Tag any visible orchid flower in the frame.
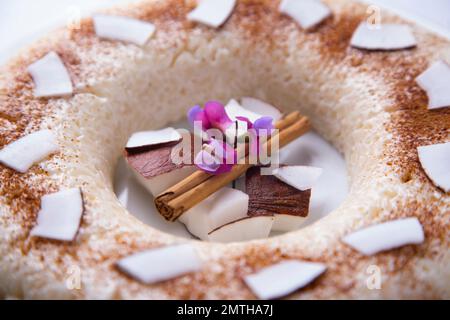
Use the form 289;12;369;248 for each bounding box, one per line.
195;139;236;175
188;101;274;174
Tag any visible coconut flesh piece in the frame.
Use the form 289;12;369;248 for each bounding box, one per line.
93;15;156;46
244;166;311;232
207;216;274;243
279;0;331;30
415;61;450;110
240;97;283;121
178;187;249;241
0;129;59;173
272;165;322;191
187;0;236;28
417;142;450;192
244;260;327;299
27;52;73;98
125;127;182;152
30;188;84;241
350;22;417;51
125;130;196;196
116;244;202;284
342;218;424;256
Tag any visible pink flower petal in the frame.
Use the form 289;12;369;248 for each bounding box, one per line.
204;101;233;132
188;105;210;131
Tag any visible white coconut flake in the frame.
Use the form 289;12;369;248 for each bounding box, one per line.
272;166;322;191
225;99;262;123
187;0;236;28
93;14;155;46
342;218;424;256
244;260;326;299
208;216;273;243
27;52;73;98
279;0;331;29
116;244;202;284
30;188;84;241
350;22;417;51
417;142;450;192
415;61;450;110
0;130;59;173
126;127;182;150
241;97;283;121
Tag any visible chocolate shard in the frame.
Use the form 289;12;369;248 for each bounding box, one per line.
245;166;311;218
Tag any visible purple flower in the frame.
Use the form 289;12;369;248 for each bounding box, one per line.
194;139;236;175
188;101;232;133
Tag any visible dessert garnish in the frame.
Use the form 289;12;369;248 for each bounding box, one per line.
178;187;249;241
30;188;84;241
116;244;202;284
155;111;310;221
272;165;322;191
240;97;283;122
350;23;417;51
279;0;331;30
93;15;156;46
187;0;236;28
207;216;274;243
244;260;327;300
0;129;59;173
417;142;450;192
27;52;73;98
342;218;424;256
245;166;311;232
415;60;450;110
125;127;182;153
125;132;196;196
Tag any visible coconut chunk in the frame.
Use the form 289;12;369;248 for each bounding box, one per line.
0;130;59;173
208;216;273;243
125;132;196;196
116;244;202;284
245;166;311;232
415;61;450;110
342;218;424;256
417;142;450;192
244;260;327;299
93;14;155;46
179;187;249;240
30;188;84;241
27;52;73;98
125;128;182;152
350;22;417;51
187;0;236;28
225;99;262;123
272;166;322;191
279;0;331;29
241;97;283;121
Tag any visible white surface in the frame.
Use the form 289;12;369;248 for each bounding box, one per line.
350;23;417;50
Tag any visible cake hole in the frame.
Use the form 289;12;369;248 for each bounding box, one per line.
113;119;348;241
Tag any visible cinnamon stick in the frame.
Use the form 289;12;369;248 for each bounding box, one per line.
155;113;310;221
